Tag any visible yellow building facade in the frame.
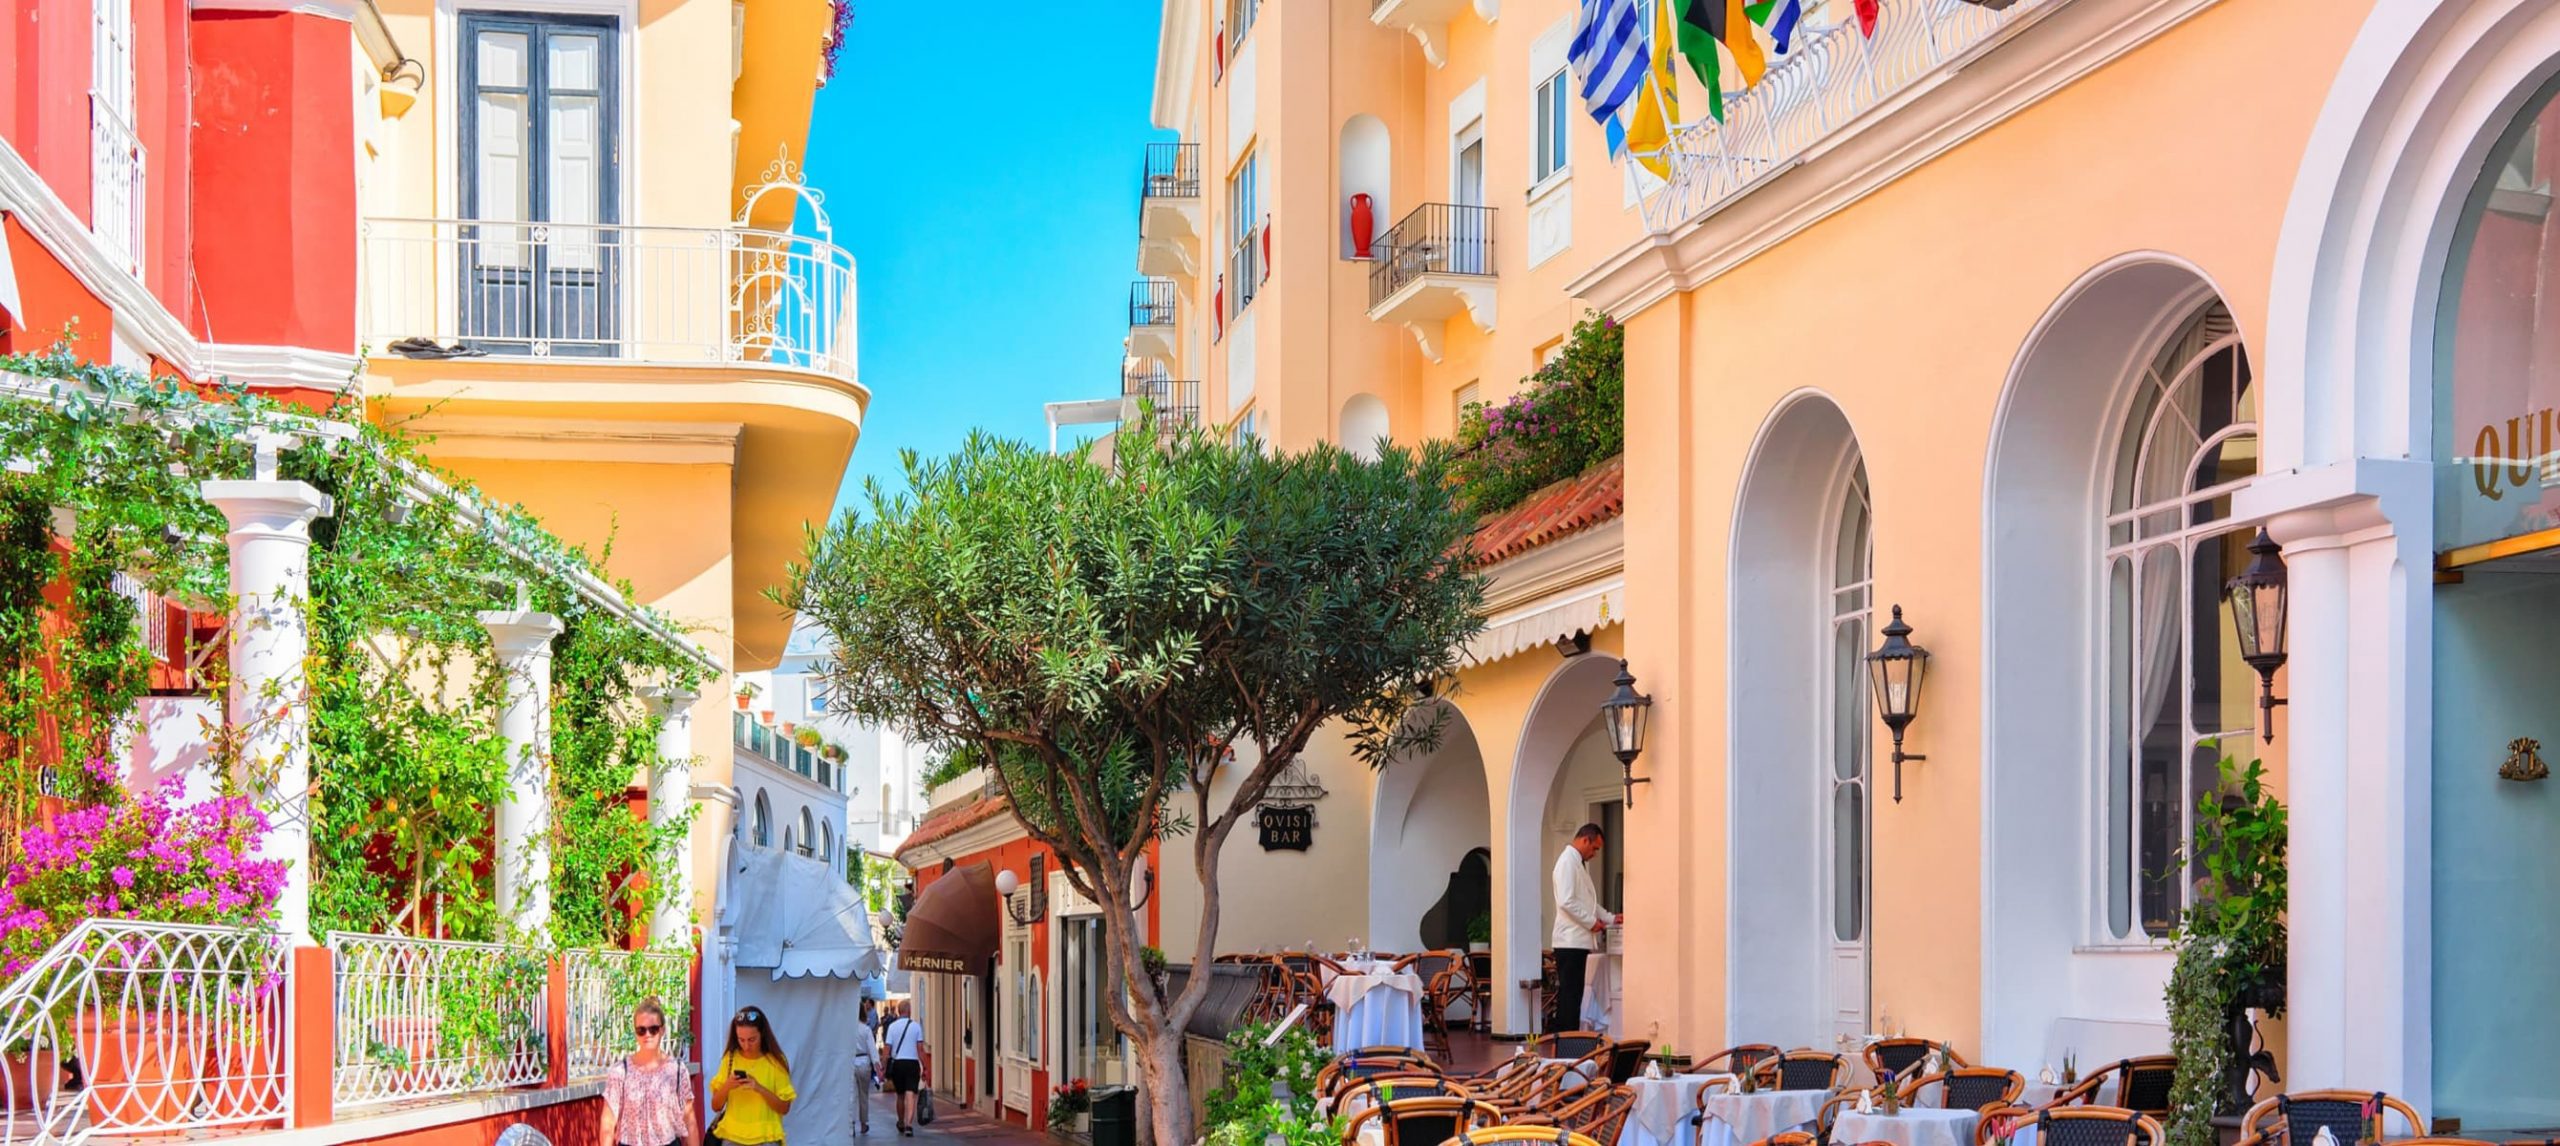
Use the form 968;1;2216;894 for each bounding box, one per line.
1138;0;2560;1124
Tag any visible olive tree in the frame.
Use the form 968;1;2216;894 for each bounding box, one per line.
783;427;1484;1146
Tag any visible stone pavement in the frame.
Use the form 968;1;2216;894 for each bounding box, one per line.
852;1090;1047;1146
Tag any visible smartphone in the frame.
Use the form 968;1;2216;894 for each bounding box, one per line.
732;1071;749;1081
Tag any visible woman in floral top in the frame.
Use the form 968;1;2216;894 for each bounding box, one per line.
602;998;699;1146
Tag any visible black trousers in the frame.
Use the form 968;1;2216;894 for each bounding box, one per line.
1550;946;1589;1033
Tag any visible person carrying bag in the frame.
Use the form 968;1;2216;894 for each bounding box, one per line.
881;1002;928;1136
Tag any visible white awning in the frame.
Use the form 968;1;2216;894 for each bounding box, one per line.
724;840;886;980
1464;578;1625;665
0;212;21;328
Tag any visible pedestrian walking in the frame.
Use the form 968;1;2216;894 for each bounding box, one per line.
1548;823;1618;1033
601;998;699;1146
710;1006;796;1146
850;1000;879;1135
882;1001;928;1137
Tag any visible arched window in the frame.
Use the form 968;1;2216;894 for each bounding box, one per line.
752;791;773;848
2101;302;2257;940
1827;463;1871;953
797;807;817;857
820;820;835;862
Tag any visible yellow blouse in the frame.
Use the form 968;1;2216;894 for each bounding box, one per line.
712;1051;796;1145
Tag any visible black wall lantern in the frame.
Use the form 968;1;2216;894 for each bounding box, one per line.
1865;605;1931;803
2225;527;2290;742
1600;660;1654;807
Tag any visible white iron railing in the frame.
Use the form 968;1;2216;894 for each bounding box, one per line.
1639;0;2054;234
328;932;549;1110
563;949;691;1080
87;94;146;276
0;920;290;1146
361;218;858;382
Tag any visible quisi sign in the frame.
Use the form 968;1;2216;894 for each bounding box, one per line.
2439;111;2560;554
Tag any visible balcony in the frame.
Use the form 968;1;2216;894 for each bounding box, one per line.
1639;0;2050;234
1122;370;1200;445
1129;279;1178;365
734;710;842;792
361;218;857;381
1369;0;1484;68
1139;143;1204;278
1366;203;1496;363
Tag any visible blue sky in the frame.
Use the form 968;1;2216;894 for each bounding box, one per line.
806;3;1171;518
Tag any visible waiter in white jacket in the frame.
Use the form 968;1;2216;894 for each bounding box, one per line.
1549;823;1617;1032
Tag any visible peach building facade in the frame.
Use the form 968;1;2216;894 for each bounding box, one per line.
1133;0;2560;1126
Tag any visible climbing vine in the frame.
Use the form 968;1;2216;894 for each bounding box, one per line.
0;345;707;949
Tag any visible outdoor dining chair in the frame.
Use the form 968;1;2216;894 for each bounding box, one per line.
1534;1031;1612;1060
2047;1057;2179;1117
1438;1124;1608;1146
1692;1044;1783;1077
2021;1106;2165;1146
1520;1082;1637;1145
2238;1091;2428;1146
1863;1039;1964;1084
1902;1067;2025;1112
1344;1096;1503;1146
1751;1050;1849;1092
1749;1133;1817;1146
1602;1040;1654;1085
1336;1074;1473;1119
2388;1139;2497;1146
1395;951;1474;1057
1319;1054;1442;1099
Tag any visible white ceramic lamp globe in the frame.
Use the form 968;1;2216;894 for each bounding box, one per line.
994;869;1020;897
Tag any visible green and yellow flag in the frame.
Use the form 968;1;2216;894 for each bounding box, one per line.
1674;0;1768;122
1623;0;1681;178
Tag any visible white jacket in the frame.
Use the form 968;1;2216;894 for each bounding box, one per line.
1550;846;1616;950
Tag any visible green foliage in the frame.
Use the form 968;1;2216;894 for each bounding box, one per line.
1204;1019;1329;1131
0;345;703;947
1466;912;1491;945
1206;1100;1345;1146
920;745;982;794
1450;312;1624;516
2162;754;2289;1146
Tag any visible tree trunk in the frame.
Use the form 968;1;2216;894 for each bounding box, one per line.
1132;1018;1192;1146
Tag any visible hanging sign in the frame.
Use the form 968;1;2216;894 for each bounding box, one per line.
1257;805;1314;851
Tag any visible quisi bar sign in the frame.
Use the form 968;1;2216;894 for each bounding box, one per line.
2465;409;2559;505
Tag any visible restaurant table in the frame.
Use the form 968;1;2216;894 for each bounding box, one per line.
1616;1073;1732;1146
1695;1088;1832;1146
1833;1107;1981;1146
1324;968;1427;1054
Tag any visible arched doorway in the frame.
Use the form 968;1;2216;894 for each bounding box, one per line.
1729;393;1871;1053
1500;653;1629;1034
1369;700;1491;952
1982;258;2247;1068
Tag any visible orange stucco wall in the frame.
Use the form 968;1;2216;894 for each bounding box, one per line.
189;8;357;353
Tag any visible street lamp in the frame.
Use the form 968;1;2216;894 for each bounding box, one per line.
1600;661;1654;807
993;863;1045;925
2225;527;2290;742
1131;853;1156;910
1865;605;1932;803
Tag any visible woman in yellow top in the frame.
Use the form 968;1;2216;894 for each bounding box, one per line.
709;1006;796;1146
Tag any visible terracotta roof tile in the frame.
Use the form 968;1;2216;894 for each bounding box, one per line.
892;794;1013;864
1467;455;1625;566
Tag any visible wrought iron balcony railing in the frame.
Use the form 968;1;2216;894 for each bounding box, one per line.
1131;279;1178;327
362;217;857;381
329;932;550;1110
1368;203;1495;308
1123;372;1201;442
1143;143;1202;201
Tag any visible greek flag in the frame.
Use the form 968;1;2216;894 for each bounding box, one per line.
1569;0;1649;158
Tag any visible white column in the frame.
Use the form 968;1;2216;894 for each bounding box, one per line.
481;609;564;934
202;479;333;946
640;685;700;945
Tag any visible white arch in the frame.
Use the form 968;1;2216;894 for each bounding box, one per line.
753;790;774;848
1367;699;1490;951
1341;115;1393;259
1341;393;1391;460
1978;255;2230;1069
1498;653;1627;1033
1726;390;1866;1049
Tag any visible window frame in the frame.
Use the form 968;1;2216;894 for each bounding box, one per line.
458;12;622;228
1533;66;1572;188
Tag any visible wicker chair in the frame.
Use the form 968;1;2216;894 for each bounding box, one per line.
2047;1057;2179;1117
1535;1031;1612;1061
2238;1091;2427;1146
1694;1044;1784;1077
1752;1133;1818;1146
2027;1106;2164;1146
1863;1039;1963;1084
2387;1140;2496;1146
1752;1050;1849;1092
1318;1055;1441;1099
1903;1068;2024;1113
1468;952;1495;1032
1601;1041;1653;1085
1337;1075;1474;1119
1395;951;1476;1056
1438;1126;1608;1146
1344;1097;1503;1146
1519;1084;1637;1144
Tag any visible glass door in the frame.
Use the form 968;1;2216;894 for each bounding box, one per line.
1061;916;1125;1086
1826;463;1874;1053
1453;130;1487;274
459;14;618;354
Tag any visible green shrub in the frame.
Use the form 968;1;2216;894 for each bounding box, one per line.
1451;312;1624;517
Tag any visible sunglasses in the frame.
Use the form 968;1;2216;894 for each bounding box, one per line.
735;1010;763;1022
636;1024;664;1036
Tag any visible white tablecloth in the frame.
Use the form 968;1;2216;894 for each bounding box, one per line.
1834;1107;1980;1146
1327;971;1427;1054
1696;1089;1832;1146
1617;1074;1731;1146
1584;952;1621;1032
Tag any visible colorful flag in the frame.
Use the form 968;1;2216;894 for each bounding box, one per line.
1854;0;1880;36
1569;0;1650;156
1675;0;1767;122
1622;0;1681;179
1745;0;1804;54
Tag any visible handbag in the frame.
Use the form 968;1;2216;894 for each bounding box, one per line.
917;1086;936;1126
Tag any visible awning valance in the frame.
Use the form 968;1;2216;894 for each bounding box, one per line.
1464;579;1625;665
898;861;1000;976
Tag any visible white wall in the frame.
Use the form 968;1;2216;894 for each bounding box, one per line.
1369;718;1491;952
1156;729;1381;961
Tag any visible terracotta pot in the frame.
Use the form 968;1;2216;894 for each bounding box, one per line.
77;1011;198;1131
204;1002;285;1128
4;1046;65;1111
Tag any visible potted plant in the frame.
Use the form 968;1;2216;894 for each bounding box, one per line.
821;742;848;763
734;680;761;710
4;1035;63;1112
1048;1078;1093;1134
794;727;823;749
2163;755;2289;1146
1644;1043;1692;1072
1466;912;1491;954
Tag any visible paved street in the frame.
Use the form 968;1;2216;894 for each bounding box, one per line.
852;1093;1046;1146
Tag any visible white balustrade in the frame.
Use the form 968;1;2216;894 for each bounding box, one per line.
562;949;692;1080
1640;0;2054;234
327;932;550;1109
0;920;291;1146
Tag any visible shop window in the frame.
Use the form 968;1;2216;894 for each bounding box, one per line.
2099;302;2258;940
